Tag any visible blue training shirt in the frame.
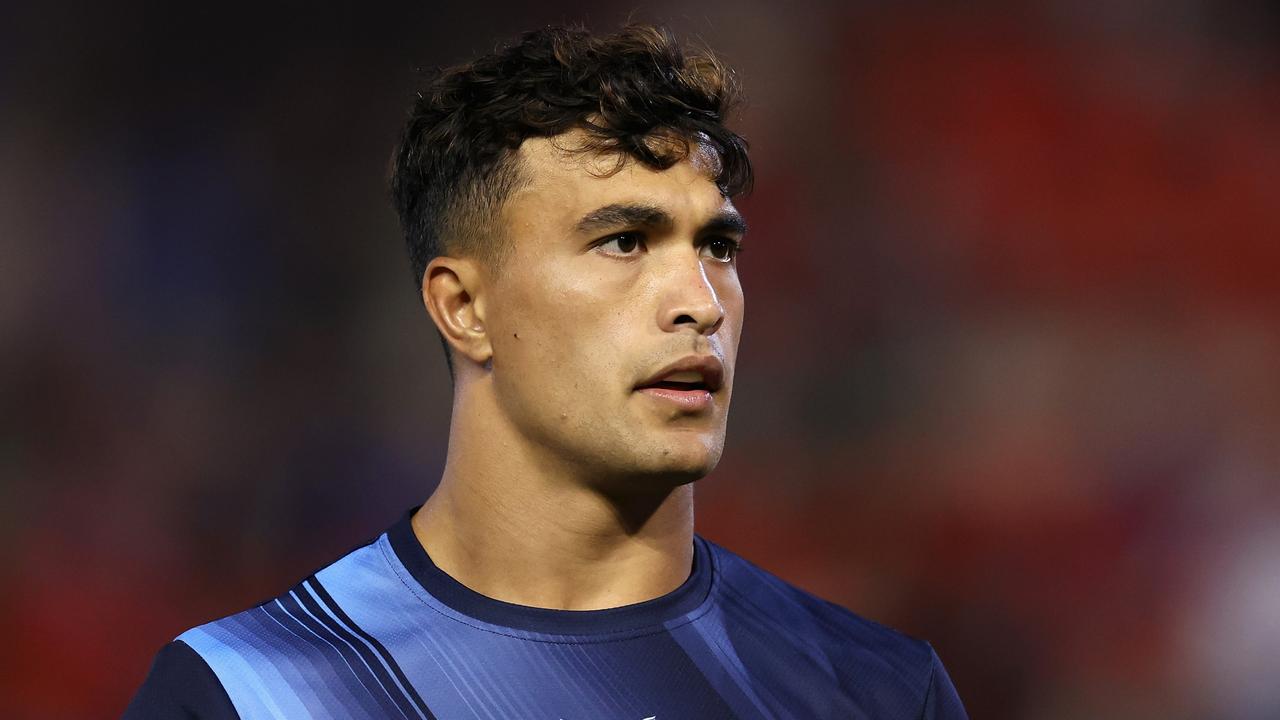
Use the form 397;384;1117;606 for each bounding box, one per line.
125;509;968;719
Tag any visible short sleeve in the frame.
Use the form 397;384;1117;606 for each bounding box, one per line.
122;640;239;720
919;645;969;720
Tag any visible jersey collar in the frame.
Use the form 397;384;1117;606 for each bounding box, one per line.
386;506;714;636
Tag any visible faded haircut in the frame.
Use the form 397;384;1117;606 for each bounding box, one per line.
389;23;752;373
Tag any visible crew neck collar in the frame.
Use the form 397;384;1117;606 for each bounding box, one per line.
385;507;714;636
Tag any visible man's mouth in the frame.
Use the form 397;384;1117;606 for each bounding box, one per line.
636;383;714;411
643;376;711;392
634;357;724;411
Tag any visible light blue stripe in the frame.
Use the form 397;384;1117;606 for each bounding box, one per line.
302;579;428;720
675;609;774;718
232;609;342;716
288;588;412;720
255;603;370;718
568;642;624;715
275;597;395;718
179;625;304;720
402;605;501;719
209;615;327;719
319;537;488;717
554;641;629;716
507;626;587;718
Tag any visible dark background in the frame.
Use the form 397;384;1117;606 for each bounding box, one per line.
4;1;1280;717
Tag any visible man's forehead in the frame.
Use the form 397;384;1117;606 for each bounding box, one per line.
512;133;731;221
521;128;722;181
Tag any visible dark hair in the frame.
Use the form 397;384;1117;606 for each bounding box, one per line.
390;24;752;373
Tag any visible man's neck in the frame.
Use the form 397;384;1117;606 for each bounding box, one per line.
410;385;696;611
412;474;694;611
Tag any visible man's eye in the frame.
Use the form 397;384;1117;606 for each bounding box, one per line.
702;237;742;262
599;233;644;255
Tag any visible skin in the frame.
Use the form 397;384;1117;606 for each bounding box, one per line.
414;132;747;610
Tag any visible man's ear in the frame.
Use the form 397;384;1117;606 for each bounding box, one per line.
421;256;492;366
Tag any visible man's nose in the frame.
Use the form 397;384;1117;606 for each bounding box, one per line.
657;251;724;336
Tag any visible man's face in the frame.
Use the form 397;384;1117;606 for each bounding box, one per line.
481;134;745;491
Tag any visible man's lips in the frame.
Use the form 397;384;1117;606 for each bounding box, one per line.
634;355;724;412
636;384;715;411
634;355;725;393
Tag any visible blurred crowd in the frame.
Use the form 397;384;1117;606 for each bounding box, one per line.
3;2;1278;718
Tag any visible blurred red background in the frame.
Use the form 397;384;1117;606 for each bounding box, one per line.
3;2;1279;718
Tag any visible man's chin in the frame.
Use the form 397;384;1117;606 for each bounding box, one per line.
584;442;721;493
632;441;724;485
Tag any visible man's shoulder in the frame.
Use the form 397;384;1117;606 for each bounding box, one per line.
176;531;398;670
178;531;390;657
702;537;937;681
700;538;967;718
136;531;416;718
126;525;440;719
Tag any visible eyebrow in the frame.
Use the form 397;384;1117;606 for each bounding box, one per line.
574;202;748;237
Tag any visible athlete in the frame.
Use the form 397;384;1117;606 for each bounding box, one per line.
125;24;967;719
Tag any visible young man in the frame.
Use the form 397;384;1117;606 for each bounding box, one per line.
126;24;967;719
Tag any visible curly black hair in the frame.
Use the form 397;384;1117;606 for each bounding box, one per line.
390;24;752;291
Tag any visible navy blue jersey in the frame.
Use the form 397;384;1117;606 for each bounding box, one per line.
125;509;967;719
